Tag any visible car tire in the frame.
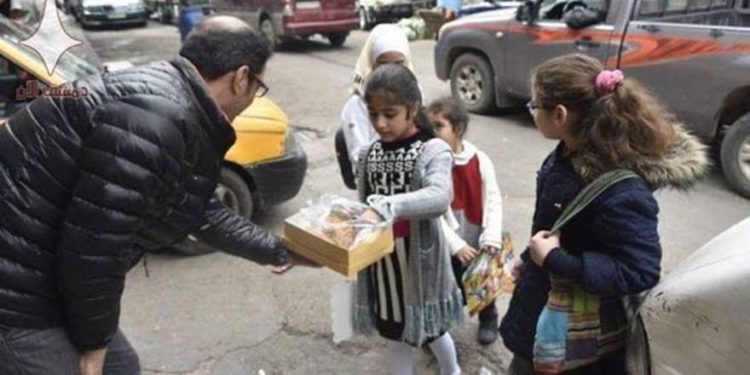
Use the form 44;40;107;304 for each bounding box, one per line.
216;167;255;219
260;17;277;50
328;32;348;47
167;168;255;257
358;7;372;30
159;3;173;23
720;112;750;199
450;53;496;114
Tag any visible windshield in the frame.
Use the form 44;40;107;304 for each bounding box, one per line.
0;17;99;82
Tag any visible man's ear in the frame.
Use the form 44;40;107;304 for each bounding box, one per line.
232;65;251;94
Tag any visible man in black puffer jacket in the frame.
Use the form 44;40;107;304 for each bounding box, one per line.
0;16;293;375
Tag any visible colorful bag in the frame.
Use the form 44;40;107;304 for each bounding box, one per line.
533;169;640;374
462;232;516;316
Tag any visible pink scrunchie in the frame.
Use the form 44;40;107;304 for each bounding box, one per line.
595;69;624;95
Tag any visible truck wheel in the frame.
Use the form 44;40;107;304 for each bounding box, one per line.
327;32;348;47
216;168;255;219
450;53;496;114
720;113;750;199
260;17;277;50
358;7;372;30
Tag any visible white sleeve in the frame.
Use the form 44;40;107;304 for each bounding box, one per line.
442;212;467;256
478;150;504;249
340;96;376;166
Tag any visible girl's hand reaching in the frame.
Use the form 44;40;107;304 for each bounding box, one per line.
457;246;480;265
529;231;560;267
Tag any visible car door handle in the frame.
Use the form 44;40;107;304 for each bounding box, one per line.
574;37;600;49
637;24;661;33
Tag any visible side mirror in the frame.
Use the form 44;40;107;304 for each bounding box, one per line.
515;0;538;25
563;6;604;29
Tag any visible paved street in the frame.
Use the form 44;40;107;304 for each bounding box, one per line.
70;17;750;375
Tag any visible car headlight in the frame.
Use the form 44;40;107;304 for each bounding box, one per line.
284;129;298;154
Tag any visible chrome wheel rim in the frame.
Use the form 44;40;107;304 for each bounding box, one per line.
456;65;484;105
359;9;367;29
739;133;750;181
215;184;240;213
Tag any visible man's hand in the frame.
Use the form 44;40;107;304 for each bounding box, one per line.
529;230;560;267
456;246;479;265
271;248;321;275
79;348;107;375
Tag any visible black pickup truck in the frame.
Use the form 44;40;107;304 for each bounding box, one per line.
435;0;750;198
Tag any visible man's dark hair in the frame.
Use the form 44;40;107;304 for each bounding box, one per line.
428;97;469;133
179;16;272;80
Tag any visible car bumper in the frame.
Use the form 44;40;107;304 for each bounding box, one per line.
81;12;147;25
283;17;359;35
247;131;307;206
371;4;413;20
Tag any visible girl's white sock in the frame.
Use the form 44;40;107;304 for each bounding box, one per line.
428;332;461;375
388;340;415;375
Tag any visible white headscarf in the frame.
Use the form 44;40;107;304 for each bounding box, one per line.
352;24;415;96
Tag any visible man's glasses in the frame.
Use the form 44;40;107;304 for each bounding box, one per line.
248;71;269;97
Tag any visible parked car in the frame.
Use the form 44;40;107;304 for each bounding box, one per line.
434;0;750;199
626;216;750;375
0;18;307;254
357;0;427;30
213;0;358;49
70;0;149;27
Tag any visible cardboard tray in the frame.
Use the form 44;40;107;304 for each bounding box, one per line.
283;220;394;278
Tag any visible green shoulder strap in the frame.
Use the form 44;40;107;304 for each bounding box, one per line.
550;169;640;233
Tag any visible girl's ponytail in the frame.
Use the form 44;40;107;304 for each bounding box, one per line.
533;54;677;170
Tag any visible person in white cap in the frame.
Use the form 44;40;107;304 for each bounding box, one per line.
338;24;416;181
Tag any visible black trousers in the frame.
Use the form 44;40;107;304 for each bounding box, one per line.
0;323;140;375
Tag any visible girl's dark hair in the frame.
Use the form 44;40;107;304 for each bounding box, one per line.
364;64;435;137
533;54;676;169
428;97;469;135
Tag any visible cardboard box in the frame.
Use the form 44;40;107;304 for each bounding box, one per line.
283;220;394;278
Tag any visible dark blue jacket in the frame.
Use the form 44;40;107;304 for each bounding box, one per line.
500;144;663;367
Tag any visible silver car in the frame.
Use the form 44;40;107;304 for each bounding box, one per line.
627;217;750;375
73;0;148;28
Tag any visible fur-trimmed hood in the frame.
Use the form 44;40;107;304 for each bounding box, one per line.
571;126;710;190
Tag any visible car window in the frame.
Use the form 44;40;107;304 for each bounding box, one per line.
710;0;729;8
639;0;663;16
540;0;609;21
0;18;98;82
688;0;711;11
665;0;689;13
